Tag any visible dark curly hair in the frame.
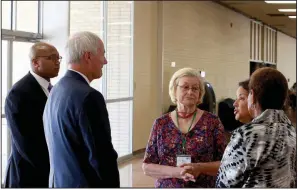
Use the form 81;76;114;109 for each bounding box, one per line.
238;79;249;92
249;67;288;111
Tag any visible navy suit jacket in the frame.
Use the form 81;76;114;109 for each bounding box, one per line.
43;70;120;188
4;72;50;187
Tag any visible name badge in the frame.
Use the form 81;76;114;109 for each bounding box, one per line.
176;154;191;166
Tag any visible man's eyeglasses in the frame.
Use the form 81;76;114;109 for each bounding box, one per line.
177;85;200;92
36;55;62;62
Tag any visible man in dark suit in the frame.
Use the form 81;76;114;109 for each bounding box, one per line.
4;42;61;187
43;31;120;188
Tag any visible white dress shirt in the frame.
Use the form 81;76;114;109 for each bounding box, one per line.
30;71;51;97
68;69;90;84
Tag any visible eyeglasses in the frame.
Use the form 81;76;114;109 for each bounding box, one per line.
36;55;62;62
177;85;200;92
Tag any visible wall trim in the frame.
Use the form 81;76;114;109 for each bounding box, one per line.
133;148;145;155
117;148;145;165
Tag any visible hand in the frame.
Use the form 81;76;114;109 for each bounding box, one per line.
179;163;202;182
172;167;195;182
180;168;196;182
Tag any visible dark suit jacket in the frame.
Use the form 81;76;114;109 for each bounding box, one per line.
4;72;50;187
43;70;120;188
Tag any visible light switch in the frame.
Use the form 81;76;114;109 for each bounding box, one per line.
171;62;176;67
200;71;206;77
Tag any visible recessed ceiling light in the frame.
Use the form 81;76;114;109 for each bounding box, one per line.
265;1;296;4
289;15;297;18
278;9;296;12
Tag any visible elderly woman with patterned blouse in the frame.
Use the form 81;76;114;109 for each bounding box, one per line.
142;68;227;188
216;67;297;188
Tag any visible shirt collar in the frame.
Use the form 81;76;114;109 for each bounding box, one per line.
68;69;90;84
252;109;291;125
30;71;50;90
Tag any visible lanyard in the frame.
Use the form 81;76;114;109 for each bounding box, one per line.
176;110;197;154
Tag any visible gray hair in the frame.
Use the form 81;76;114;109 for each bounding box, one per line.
169;67;205;104
65;31;102;64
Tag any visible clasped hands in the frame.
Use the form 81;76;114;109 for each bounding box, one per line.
178;163;201;182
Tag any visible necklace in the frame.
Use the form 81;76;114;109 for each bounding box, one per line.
176;109;197;119
176;110;197;154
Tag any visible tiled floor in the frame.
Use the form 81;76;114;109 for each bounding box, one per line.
118;154;155;188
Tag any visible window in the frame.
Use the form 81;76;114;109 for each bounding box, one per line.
69;1;134;157
69;1;104;92
2;1;11;30
107;101;133;157
119;163;132;187
106;1;134;156
2;1;39;32
1;41;8;114
106;1;133;100
1;118;8;184
1;1;42;185
15;1;39;33
69;1;103;36
12;42;34;84
1;40;8;184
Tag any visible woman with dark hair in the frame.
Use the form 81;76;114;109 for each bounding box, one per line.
233;79;252;124
283;89;296;127
291;82;296;94
219;79;253;142
216;68;296;188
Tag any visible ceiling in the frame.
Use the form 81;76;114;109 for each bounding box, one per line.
216;0;296;38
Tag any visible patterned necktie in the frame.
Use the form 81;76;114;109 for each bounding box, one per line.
48;83;53;92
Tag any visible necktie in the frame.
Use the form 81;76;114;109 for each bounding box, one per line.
48;83;53;92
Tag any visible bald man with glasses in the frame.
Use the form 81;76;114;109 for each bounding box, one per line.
4;42;60;187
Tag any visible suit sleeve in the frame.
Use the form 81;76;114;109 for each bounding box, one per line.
4;90;36;167
78;91;120;187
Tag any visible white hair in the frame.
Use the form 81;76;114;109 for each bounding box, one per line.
65;31;102;64
169;67;205;104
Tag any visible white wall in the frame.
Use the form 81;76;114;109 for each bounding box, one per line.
277;31;296;88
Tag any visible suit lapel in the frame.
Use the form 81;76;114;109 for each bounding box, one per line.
26;72;48;102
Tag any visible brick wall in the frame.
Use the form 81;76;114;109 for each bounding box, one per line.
161;1;251;112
